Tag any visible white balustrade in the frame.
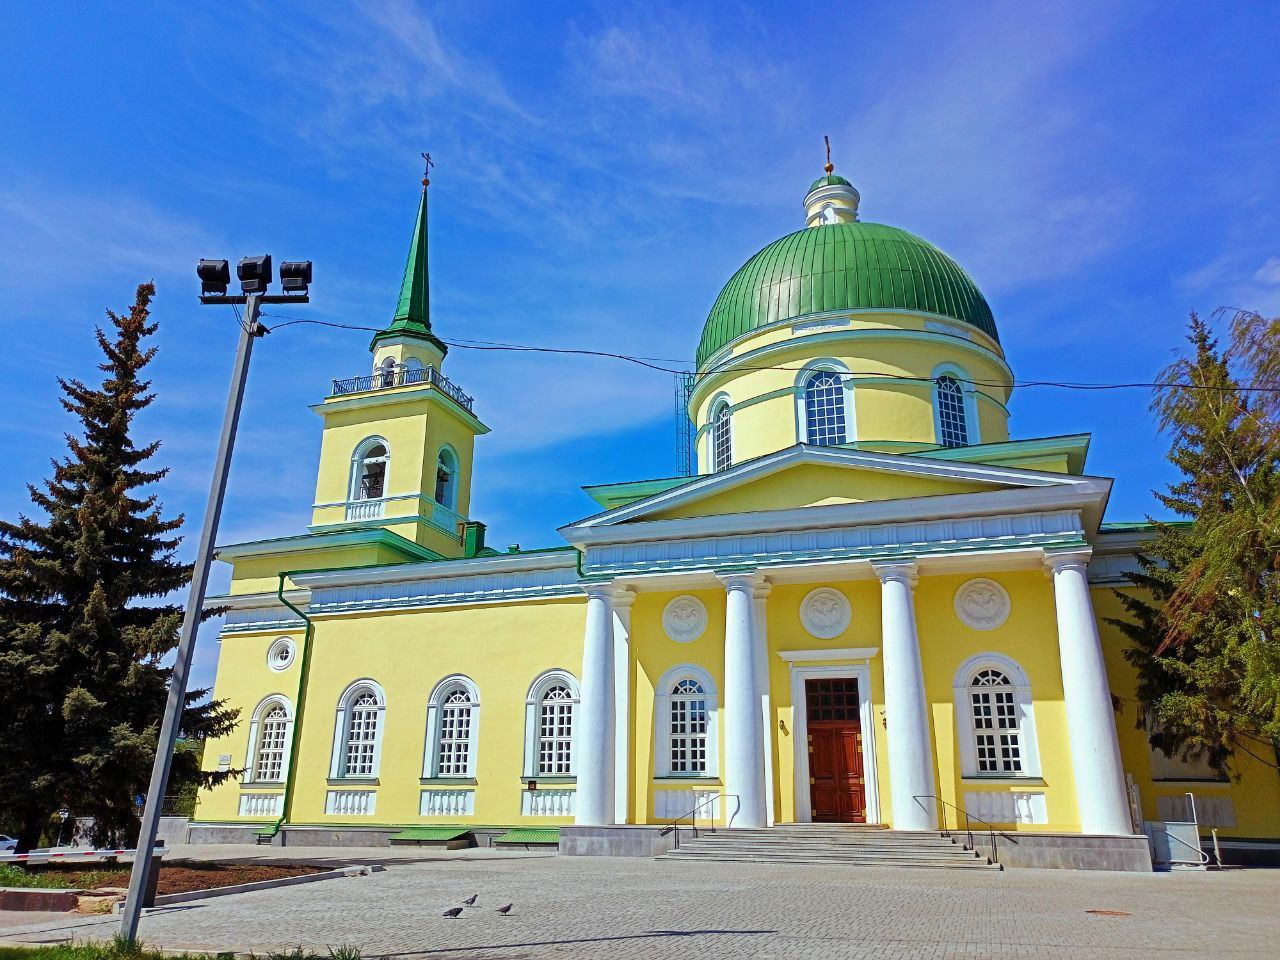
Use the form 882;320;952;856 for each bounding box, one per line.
345;498;385;521
238;793;283;817
325;789;377;815
419;789;475;816
521;789;576;817
654;789;720;822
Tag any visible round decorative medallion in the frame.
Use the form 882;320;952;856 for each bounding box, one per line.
662;595;707;643
267;637;297;672
799;587;852;639
954;578;1011;631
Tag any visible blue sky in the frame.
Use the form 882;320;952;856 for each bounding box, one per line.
2;1;1278;691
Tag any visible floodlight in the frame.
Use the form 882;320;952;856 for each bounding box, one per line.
279;260;312;295
197;259;230;296
237;254;273;294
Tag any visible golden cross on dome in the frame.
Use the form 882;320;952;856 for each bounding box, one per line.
823;135;834;175
421;151;435;189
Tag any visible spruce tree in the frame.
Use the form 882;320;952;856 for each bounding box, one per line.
0;283;237;848
1113;312;1280;773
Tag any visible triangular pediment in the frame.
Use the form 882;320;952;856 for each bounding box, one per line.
564;445;1100;534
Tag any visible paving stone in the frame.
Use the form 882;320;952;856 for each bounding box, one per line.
0;847;1275;959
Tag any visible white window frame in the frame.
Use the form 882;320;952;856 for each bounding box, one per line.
423;674;480;779
931;363;980;448
654;664;719;778
329;679;387;780
243;695;293;784
709;396;733;473
794;359;855;447
349;436;390;502
434;445;459;511
952;654;1040;779
522;669;580;778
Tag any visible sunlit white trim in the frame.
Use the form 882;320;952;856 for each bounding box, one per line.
243;694;294;785
423;674;480;779
523;669;581;778
329;679;387;780
794;358;855;446
952;653;1041;778
788;662;880;824
654;664;720;778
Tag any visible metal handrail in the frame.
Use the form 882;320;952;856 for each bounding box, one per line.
658;793;738;849
330;364;474;412
1163;828;1212;866
913;794;1019;866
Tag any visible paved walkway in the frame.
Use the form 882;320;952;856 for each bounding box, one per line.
1;847;1276;959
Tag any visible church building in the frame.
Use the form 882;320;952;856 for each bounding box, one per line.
193;159;1280;869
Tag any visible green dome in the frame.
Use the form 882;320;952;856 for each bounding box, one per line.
807;174;853;192
697;221;997;369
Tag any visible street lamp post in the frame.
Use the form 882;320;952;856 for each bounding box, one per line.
120;256;310;943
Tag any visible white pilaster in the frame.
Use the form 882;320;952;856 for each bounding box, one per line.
752;581;776;826
719;571;768;828
874;561;937;830
612;588;636;825
1045;550;1132;835
575;581;616;825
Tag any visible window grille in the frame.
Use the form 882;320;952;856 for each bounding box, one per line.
669;679;709;774
254;705;289;781
935;375;969;447
356;443;388;500
804;370;847;445
712;404;732;473
436;688;473;776
537;684;575;775
343;691;381;777
970;669;1021;774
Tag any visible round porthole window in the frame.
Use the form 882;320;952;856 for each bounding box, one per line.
267;637;297;672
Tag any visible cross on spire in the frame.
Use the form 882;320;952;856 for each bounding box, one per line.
421;151;434;190
823;135;834;175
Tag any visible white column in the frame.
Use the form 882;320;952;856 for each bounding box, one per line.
874;561;937;830
1046;550;1132;835
612;588;635;825
752;582;776;827
720;571;768;828
575;582;616;825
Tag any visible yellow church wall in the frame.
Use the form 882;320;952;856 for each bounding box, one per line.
647;463;999;520
225;544;413;596
1093;586;1280;841
916;570;1082;832
691;325;1012;472
628;589;729;825
193;627;306;823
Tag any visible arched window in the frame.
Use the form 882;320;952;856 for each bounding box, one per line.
378;356;397;388
711;401;732;473
434;447;458;510
330;681;386;779
523;670;580;777
655;666;719;777
351;438;389;501
952;655;1040;778
403;356;425;385
244;696;293;784
424;676;479;778
803;369;847;445
934;375;969;447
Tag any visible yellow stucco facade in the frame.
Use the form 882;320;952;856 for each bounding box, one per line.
194;170;1280;866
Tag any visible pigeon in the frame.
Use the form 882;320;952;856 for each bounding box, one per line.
496;904;513;915
443;907;464;919
462;894;479;906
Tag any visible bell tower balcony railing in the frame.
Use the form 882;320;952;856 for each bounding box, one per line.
330;364;474;414
338;494;465;540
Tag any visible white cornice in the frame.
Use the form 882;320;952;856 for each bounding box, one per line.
289;548;577;590
777;647;879;662
203;589;310;613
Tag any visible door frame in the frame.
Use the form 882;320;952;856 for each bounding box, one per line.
789;661;881;824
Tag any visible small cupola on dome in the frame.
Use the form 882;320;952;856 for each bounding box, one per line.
804;136;860;226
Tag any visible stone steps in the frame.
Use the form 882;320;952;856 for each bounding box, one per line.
657;824;1001;870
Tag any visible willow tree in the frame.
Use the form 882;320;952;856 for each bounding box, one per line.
1113;311;1280;773
0;283;237;848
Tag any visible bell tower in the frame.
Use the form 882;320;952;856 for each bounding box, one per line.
308;159;490;558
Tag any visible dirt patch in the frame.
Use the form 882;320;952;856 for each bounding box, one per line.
20;861;325;895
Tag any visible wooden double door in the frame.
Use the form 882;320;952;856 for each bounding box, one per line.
806;677;866;823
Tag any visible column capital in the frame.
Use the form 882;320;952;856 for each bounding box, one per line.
1043;548;1093;577
872;560;918;587
610;586;638;609
752;580;772;601
581;579;617;601
716;569;765;593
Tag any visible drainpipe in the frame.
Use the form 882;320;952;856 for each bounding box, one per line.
269;570;315;842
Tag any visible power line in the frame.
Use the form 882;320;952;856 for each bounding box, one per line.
254;311;1280;395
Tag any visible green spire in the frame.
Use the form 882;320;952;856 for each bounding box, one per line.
370;182;447;354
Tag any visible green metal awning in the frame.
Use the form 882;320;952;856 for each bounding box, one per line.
389;827;470;842
493;827;560;845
